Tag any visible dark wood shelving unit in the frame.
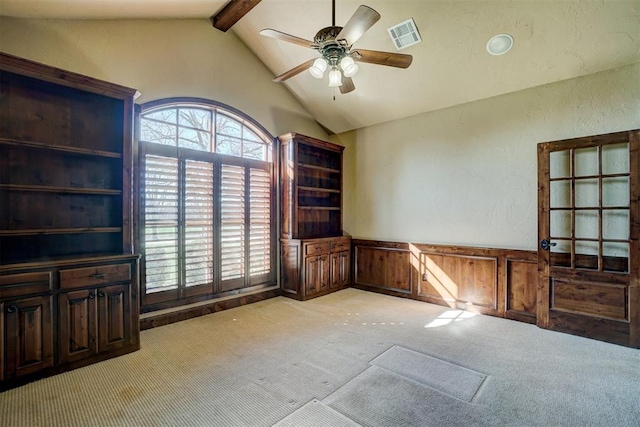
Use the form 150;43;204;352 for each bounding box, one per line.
279;133;350;301
0;52;140;390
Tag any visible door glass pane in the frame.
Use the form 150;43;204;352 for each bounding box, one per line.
550;240;571;268
603;242;629;273
575;178;598;208
575;210;598;239
602;210;629;240
550;210;571;238
602;177;629;207
574;147;598;177
550;181;571;208
601;142;629;175
550;150;571;179
575;240;598;270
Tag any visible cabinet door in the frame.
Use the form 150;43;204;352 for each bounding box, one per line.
58;289;98;364
331;251;351;288
318;255;330;292
4;296;54;378
304;255;330;295
98;284;131;353
305;256;321;295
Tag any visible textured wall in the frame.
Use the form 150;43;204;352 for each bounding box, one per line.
0;17;328;140
334;63;640;250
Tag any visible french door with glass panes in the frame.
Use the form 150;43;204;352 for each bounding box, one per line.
537;130;639;348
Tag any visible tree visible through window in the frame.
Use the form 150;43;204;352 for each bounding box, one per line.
139;100;274;308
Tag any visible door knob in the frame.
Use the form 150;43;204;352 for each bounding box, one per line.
540;239;557;251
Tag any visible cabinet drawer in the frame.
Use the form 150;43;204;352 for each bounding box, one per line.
330;240;350;253
304;243;330;256
0;272;52;299
59;264;131;289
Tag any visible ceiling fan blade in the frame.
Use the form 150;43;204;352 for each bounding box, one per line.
352;49;413;68
340;76;355;94
260;28;317;49
335;5;381;46
272;59;316;83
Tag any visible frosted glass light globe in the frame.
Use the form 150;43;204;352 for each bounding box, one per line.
309;57;328;78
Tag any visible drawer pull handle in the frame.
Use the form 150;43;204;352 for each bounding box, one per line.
90;273;106;279
98;291;106;298
315;247;322;251
88;292;96;299
7;305;18;313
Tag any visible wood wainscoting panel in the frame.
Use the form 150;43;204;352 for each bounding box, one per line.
352;239;537;321
353;242;413;295
505;256;538;324
418;253;498;313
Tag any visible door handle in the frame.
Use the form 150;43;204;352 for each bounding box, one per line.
540;239;557;251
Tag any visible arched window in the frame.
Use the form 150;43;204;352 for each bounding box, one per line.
138;98;275;309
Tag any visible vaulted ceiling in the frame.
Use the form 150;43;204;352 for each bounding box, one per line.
1;0;638;134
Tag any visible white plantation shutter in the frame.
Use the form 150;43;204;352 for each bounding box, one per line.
139;101;275;307
220;164;245;285
184;160;214;287
249;167;271;281
143;155;179;292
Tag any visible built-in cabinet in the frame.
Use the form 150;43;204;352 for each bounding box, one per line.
0;52;140;390
1;292;54;381
279;133;350;300
282;236;351;300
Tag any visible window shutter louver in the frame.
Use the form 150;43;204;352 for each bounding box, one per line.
184;160;214;287
220;164;245;284
249;167;272;282
143;155;179;292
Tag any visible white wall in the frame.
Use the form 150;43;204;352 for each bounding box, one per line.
334;63;640;250
0;17;328;140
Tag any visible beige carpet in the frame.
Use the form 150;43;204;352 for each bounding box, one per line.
1;288;639;426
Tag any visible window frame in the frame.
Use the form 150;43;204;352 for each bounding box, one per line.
135;98;277;312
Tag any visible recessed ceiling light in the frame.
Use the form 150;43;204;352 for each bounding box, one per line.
486;34;513;56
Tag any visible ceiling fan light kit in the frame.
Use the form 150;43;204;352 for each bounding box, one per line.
339;56;359;77
309;57;328;78
328;69;343;87
260;1;413;94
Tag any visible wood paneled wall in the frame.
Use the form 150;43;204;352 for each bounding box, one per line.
352;240;537;323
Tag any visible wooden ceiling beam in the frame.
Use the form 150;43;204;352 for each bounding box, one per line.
210;0;262;32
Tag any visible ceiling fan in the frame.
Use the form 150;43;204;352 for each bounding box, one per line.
260;0;413;94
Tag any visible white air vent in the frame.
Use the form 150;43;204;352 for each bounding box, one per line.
387;18;422;51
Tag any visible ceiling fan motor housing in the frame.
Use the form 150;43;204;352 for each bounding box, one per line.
314;26;349;64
